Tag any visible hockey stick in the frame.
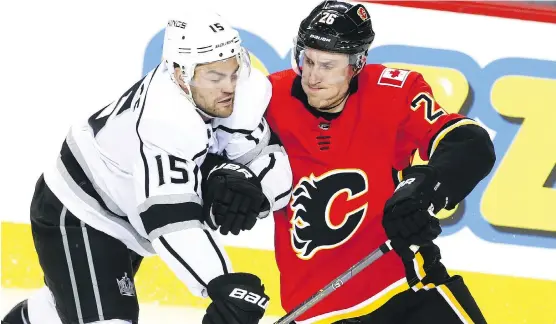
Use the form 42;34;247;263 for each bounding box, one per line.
274;240;418;324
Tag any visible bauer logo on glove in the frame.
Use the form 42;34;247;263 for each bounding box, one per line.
203;273;269;324
229;288;269;310
209;162;254;179
202;160;269;235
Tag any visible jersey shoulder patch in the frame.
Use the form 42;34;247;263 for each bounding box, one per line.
377;67;412;88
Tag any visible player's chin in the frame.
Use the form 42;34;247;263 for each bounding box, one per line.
214;102;234;118
308;97;334;110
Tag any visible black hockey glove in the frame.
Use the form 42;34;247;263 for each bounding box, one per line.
203;160;269;235
382;165;446;261
203;273;269;324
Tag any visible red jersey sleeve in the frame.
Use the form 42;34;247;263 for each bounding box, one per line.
396;73;466;162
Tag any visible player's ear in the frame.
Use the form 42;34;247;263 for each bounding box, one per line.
173;65;183;83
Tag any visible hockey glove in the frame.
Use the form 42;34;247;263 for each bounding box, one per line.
382;165;446;261
203;273;269;324
203;160;269;235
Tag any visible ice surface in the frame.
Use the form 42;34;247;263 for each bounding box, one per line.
0;288;282;324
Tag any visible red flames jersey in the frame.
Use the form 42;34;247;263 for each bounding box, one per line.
266;65;464;322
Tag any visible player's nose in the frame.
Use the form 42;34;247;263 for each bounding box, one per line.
307;70;323;86
221;78;236;94
309;69;322;85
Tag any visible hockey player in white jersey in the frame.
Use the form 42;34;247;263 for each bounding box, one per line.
2;9;292;324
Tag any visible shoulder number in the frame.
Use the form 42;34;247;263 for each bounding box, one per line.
410;92;446;124
154;154;190;186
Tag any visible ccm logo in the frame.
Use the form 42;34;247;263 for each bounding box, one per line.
395;177;415;191
229;288;269;309
211;163;253;179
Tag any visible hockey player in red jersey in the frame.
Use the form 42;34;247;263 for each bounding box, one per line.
265;1;494;323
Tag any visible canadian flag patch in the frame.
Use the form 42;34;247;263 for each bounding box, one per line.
378;68;411;88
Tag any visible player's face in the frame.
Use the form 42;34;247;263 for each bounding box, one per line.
300;48;354;111
189;58;240;118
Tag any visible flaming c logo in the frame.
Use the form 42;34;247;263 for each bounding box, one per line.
290;169;369;260
357;7;369;21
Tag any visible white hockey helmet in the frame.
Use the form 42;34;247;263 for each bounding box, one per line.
162;10;250;112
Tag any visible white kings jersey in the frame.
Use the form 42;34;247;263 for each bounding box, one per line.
42;63;292;298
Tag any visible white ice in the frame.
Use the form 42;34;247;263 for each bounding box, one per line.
0;288;282;324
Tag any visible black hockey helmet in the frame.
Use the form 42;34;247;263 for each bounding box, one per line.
293;0;375;71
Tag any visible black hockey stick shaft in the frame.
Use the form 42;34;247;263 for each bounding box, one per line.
273;241;394;324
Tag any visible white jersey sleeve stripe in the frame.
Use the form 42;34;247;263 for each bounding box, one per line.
60;139;124;217
233;127;271;165
276;187;292;201
258;142;287;157
193;164;199;193
246;147;293;213
256;153;276;181
65;132;126;216
139;200;203;240
158;235;208;287
213;124;255;135
137;193;202;214
134;65;160;198
202;230;230;275
53;156;155;253
153;229;233;297
192;145;209;162
148;220;204;242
